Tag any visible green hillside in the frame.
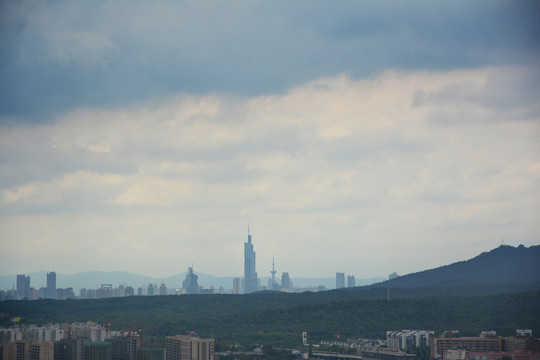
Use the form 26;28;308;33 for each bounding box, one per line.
1;288;539;348
371;245;540;288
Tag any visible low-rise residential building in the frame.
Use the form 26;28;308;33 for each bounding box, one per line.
386;330;434;351
465;351;540;360
359;346;417;360
165;335;214;360
431;337;502;359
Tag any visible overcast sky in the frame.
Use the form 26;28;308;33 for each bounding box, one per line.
1;1;539;281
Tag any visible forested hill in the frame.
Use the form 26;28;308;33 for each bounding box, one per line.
1;290;539;347
371;244;540;288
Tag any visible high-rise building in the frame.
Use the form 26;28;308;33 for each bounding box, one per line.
84;342;111;360
232;278;241;295
159;282;167;296
16;275;30;300
16;339;38;360
147;284;154;296
1;342;16;360
183;267;199;294
243;228;258;294
165;335;214;360
46;272;56;299
137;348;164;360
29;342;54;360
336;272;345;289
281;272;291;292
110;336;139;360
54;339;83;360
347;275;356;288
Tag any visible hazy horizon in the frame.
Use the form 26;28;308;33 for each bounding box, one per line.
0;268;387;293
1;1;539;279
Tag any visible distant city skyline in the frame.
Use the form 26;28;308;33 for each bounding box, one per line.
1;268;387;297
1;2;539;280
3;242;538;299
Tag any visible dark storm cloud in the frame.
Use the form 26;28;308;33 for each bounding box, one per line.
1;0;539;123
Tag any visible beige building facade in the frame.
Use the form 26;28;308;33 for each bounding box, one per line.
165;335;214;360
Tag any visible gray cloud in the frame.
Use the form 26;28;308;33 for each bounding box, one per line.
1;1;539;122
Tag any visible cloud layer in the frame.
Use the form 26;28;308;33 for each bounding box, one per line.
1;1;539;121
1;66;539;278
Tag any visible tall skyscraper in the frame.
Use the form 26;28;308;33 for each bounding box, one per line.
16;275;30;300
243;228;258;294
46;272;56;299
347;275;356;288
336;272;345;289
183;267;199;294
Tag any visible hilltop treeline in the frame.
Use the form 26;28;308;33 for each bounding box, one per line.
1;286;540;347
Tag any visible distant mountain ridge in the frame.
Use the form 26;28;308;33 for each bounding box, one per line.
3;244;537;293
369;244;540;289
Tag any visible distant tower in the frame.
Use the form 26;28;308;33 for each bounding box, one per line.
183;266;199;294
243;227;258;293
269;256;279;291
47;272;56;299
336;272;345;289
347;275;356;288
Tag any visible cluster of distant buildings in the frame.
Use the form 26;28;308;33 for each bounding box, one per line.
0;268;231;301
3;229;390;301
335;272;357;288
237;229;364;294
0;322;214;360
2;322;539;360
429;329;540;360
314;329;540;360
0;273;62;301
79;267;227;299
233;228;298;294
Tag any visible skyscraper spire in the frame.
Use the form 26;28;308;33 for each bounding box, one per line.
244;227;258;293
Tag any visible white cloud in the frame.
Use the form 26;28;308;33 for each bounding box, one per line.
0;66;538;279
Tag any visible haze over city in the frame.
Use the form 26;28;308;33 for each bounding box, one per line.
1;1;539;280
